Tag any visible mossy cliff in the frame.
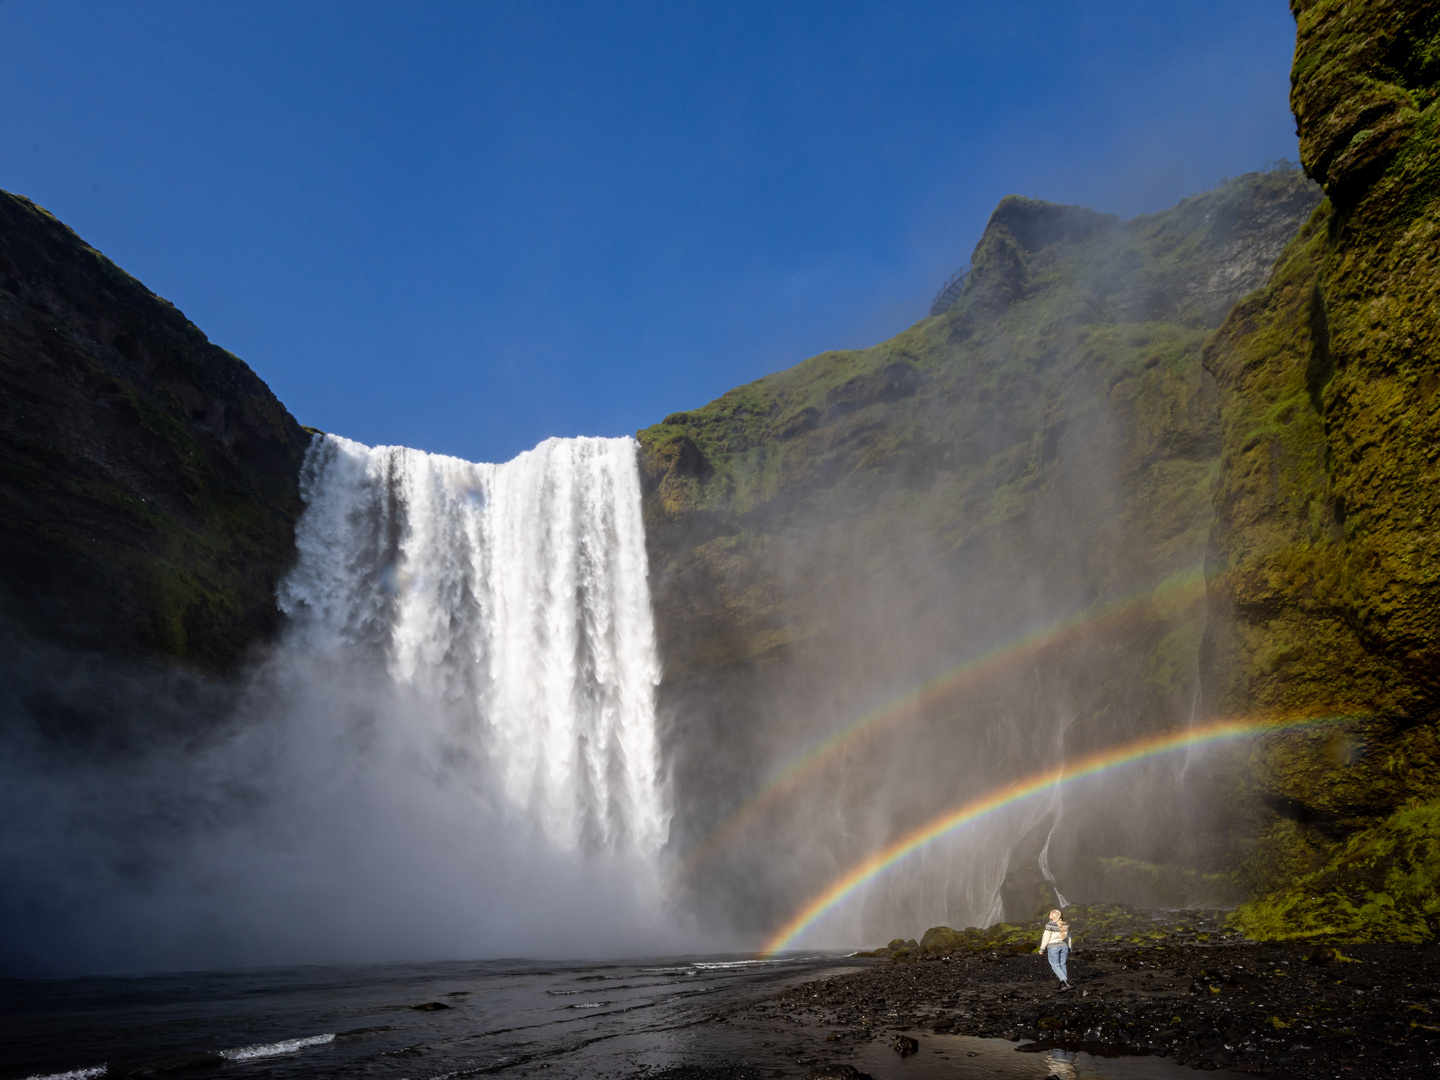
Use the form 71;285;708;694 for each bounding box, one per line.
1200;0;1440;939
639;169;1320;932
0;190;311;674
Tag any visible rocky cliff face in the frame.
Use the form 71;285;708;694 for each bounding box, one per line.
0;191;310;675
2;0;1428;947
1202;0;1440;939
640;169;1321;934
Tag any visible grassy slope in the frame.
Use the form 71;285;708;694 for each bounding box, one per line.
639;169;1321;925
642;172;1317;675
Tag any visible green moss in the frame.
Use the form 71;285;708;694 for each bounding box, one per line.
1232;798;1440;942
871;903;1243;960
643;176;1303;517
1198;2;1440;937
645;169;1323;925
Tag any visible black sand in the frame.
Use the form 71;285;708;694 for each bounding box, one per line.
717;942;1440;1078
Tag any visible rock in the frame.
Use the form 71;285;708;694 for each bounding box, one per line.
889;1034;918;1057
801;1067;873;1080
919;926;959;951
0;188;310;675
639;160;1320;932
1209;0;1440;941
410;1001;451;1011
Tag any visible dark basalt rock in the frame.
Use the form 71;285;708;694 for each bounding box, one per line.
636;1069;769;1080
759;938;1440;1079
1288;0;1437;208
887;1034;918;1056
0;189;311;676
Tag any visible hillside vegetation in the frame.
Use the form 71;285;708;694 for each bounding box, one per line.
1204;0;1440;940
634;0;1440;942
640;168;1322;935
0;0;1433;948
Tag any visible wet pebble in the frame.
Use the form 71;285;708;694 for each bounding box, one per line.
762;941;1440;1079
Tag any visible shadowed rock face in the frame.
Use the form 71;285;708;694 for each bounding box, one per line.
1202;1;1440;938
0;3;1427;950
639;169;1321;935
0;190;310;673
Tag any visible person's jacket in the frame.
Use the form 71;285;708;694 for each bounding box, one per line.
1038;921;1071;951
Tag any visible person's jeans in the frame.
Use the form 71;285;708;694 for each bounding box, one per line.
1046;944;1069;982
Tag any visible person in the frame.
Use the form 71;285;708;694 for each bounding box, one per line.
1037;908;1072;989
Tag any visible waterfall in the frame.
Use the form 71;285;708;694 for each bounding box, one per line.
278;433;667;858
0;432;681;973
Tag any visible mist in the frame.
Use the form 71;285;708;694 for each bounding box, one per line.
0;435;704;977
0;173;1319;976
651;173;1320;949
657;367;1211;945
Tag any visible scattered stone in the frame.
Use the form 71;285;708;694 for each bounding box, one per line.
632;1068;769;1080
888;1034;918;1056
763;937;1440;1079
801;1066;873;1080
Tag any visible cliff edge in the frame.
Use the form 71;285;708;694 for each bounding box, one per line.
0;191;311;673
640;168;1321;934
1201;0;1440;939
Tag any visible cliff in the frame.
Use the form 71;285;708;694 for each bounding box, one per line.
0;191;311;674
1202;0;1440;939
641;168;1322;933
1;0;1430;946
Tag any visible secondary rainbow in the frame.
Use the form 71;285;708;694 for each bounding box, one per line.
760;712;1354;955
668;567;1207;884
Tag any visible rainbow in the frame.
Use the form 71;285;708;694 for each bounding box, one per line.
667;567;1206;884
760;712;1355;955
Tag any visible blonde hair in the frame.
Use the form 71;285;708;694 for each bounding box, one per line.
1048;909;1062;921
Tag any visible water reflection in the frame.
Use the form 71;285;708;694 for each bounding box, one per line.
848;1035;1187;1080
0;956;1193;1080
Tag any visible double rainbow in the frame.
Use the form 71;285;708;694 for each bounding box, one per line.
668;567;1207;884
760;712;1354;955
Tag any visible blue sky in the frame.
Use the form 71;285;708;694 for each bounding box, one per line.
0;1;1300;464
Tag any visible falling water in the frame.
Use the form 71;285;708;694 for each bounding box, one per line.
1037;822;1070;909
0;432;681;973
278;433;668;858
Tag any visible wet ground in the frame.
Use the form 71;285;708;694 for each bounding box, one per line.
0;951;1193;1080
755;940;1440;1078
4;943;1435;1079
0;955;857;1080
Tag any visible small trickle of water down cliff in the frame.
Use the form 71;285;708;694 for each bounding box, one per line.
280;434;668;857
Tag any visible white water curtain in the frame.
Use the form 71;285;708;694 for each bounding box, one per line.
279;434;667;857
